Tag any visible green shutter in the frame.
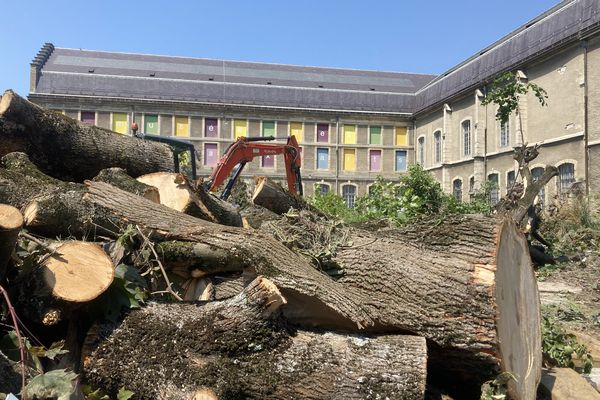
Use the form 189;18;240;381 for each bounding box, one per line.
262;121;275;136
144;115;159;134
370;126;381;144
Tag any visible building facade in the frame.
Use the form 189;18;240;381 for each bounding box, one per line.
27;0;600;206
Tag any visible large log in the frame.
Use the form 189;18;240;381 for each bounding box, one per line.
0;204;23;279
0;90;175;181
252;176;321;215
83;277;428;400
92;168;160;203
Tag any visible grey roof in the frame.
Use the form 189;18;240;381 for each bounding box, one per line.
414;0;600;113
33;47;434;114
31;0;600;115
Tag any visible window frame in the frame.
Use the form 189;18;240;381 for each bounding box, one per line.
487;172;500;206
395;150;407;172
315;147;330;170
461;119;472;157
417;136;425;165
500;120;510;148
203;142;219;167
452;178;463;202
341;183;358;209
368;149;383;172
433;130;442;164
143;113;160;135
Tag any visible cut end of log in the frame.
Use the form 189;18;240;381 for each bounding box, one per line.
495;219;542;400
22;201;39;226
0;90;14;115
192;388;218;400
245;276;287;316
0;204;23;230
42;241;115;302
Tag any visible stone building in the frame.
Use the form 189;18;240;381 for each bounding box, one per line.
27;0;600;206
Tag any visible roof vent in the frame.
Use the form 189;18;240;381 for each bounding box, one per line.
370;88;375;91
208;77;214;81
88;69;95;73
318;85;324;88
149;72;155;77
267;81;272;85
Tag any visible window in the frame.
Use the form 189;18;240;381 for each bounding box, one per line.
80;111;95;125
369;126;382;145
262;154;275;168
290;122;303;142
316;148;329;170
343;149;356;171
175;116;189;137
462;120;471;157
342;185;357;208
418;137;425;165
315;183;330;195
369;150;382;171
558;163;575;195
234;119;247;139
204;143;218;167
395;150;407;172
488;174;499;205
434;131;442;164
262;121;275;137
500;121;510;148
205;118;218;138
395;127;407;146
112;113;128;135
469;176;475;193
317;123;329;143
531;167;546;208
453;179;463;202
507;170;516;190
343;125;356;144
144;114;159;134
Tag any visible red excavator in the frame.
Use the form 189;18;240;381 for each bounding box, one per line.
204;135;303;199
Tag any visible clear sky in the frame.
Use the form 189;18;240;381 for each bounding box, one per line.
1;0;561;96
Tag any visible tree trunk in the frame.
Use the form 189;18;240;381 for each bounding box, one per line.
83;277;427;400
0;204;23;279
0;90;175;182
92;168;160;203
252;177;322;215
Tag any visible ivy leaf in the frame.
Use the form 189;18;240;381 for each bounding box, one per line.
117;387;135;400
22;369;77;400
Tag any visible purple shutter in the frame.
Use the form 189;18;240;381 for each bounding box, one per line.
205;118;218;138
81;111;95;125
262;155;275;168
317;123;329;143
204;143;218;166
370;150;381;171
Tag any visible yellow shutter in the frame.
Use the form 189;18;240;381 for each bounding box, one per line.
290;122;303;142
343;125;356;144
343;148;356;171
234;120;247;139
112;113;128;135
175;116;189;137
395;127;407;146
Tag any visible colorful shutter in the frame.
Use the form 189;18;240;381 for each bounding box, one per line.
290;122;303;142
234;120;247;139
112;113;128;135
80;111;95;125
316;148;329;169
262;121;275;137
317;123;329;143
343;149;356;171
204;143;218;166
262;154;275;168
370;150;382;171
395;150;407;171
343;125;356;144
369;126;381;144
144;114;159;134
175;116;189;137
395;127;407;146
205;118;218;137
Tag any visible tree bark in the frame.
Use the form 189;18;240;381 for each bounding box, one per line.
92;168;160;203
83;277;427;400
0;204;23;279
252;177;322;216
0;90;175;182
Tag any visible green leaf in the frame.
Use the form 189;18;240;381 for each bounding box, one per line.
22;369;77;400
117;387;135;400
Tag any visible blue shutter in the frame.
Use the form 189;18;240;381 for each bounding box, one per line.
395;150;407;171
317;148;329;169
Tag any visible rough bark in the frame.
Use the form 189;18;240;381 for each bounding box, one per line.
240;205;282;229
0;204;23;279
252;177;322;216
83;277;427;400
0;116;28;158
92;168;160;203
0;90;175;181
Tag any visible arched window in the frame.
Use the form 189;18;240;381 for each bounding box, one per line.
531;167;545;208
433;131;442;164
469;176;475;193
453;179;463;202
418;137;425;165
315;183;330;196
462;120;471;157
500;120;510;148
342;185;357;208
558;163;575;195
488;173;499;205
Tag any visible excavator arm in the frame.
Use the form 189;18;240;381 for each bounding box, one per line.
205;135;302;199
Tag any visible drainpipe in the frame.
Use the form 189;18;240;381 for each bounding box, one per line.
483;85;488;181
583;40;590;195
335;116;340;194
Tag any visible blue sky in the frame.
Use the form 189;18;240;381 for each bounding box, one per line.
1;0;561;96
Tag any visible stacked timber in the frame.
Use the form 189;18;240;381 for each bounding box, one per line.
0;90;544;400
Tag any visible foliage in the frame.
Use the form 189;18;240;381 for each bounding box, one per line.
480;372;515;400
535;263;566;281
481;71;548;123
22;369;78;400
91;263;147;322
82;386;135;400
542;315;593;373
309;190;367;223
0;331;68;374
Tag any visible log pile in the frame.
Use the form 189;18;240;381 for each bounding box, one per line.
0;90;544;400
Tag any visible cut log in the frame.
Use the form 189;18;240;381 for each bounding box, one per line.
137;172;242;226
0;90;175;181
92;168;160;203
83;277;428;400
252;176;322;215
0;204;23;279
